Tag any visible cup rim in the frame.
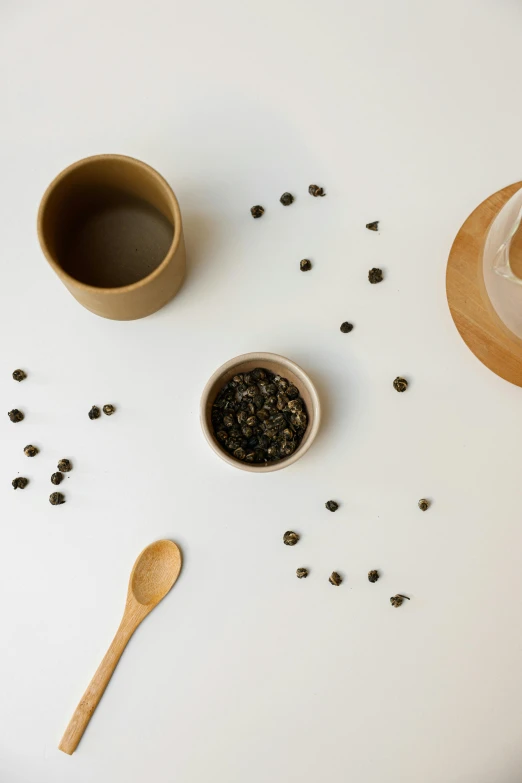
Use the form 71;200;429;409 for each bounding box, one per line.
37;153;182;295
200;352;321;473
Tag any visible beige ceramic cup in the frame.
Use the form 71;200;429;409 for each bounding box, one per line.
37;154;185;320
201;352;321;472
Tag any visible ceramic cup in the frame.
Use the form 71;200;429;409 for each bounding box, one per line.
37;154;186;320
200;352;321;472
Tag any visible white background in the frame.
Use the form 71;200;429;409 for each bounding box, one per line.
1;1;522;781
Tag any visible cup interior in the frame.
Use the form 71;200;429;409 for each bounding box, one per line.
38;156;177;289
202;354;320;472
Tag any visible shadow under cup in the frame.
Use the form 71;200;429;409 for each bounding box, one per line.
37;155;186;320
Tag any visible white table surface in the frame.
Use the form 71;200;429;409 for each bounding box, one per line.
2;1;522;781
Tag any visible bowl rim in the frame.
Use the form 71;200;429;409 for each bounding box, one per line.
200;351;321;473
37;154;182;295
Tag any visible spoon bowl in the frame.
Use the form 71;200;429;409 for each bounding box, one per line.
130;540;182;606
59;539;182;755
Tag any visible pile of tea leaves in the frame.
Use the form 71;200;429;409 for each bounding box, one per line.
211;368;308;464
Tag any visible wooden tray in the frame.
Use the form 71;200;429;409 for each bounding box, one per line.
446;181;522;386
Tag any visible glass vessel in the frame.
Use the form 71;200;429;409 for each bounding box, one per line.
483;186;522;339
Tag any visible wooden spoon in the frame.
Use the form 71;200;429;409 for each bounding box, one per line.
59;539;182;755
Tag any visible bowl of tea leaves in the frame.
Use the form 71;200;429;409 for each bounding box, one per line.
201;352;321;472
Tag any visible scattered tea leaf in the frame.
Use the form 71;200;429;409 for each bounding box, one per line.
325;500;339;512
280;192;294;206
283;530;300;546
368;268;383;284
390;594;410;608
393;377;408;393
308;184;326;197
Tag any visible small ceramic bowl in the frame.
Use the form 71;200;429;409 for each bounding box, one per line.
200;352;321;472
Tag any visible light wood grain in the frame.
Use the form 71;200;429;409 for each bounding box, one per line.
59;540;182;755
446;182;522;387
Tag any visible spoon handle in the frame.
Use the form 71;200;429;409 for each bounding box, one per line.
59;612;140;755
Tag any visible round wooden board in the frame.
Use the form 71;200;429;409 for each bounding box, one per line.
446;181;522;386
